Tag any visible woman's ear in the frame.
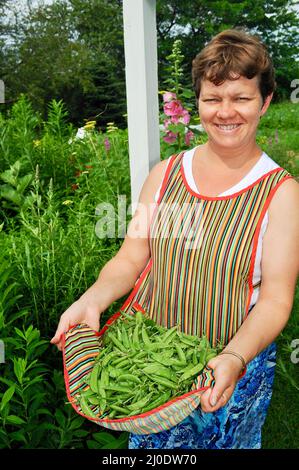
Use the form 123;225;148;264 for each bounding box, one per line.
260;93;273;117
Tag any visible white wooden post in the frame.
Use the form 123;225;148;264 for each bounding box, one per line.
123;0;160;207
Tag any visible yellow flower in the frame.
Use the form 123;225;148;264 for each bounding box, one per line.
62;200;74;206
33;139;42;147
84;120;96;130
106;122;119;133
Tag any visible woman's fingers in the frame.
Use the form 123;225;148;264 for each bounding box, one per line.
200;385;233;413
50;306;101;352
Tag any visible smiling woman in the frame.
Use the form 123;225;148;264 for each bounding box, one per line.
126;28;299;449
51;28;299;450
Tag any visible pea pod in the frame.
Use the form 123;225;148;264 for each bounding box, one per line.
110;404;131;414
161;325;178;344
175;344;186;364
179;362;204;382
141;325;151;347
139;390;172;413
118;373;141;384
121;323;130;349
142;363;176;381
127;392;154;411
135;310;144;325
101;350;121;367
89;362;101;393
132;324;140;349
206;350;217;361
150;374;177;389
106;332;127;353
79;395;98;418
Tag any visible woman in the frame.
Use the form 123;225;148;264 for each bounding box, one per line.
51;29;299;448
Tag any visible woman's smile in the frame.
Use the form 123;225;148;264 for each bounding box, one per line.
214;123;243;133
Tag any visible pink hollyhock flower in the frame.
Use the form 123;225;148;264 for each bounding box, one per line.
164;99;184;117
180;109;191;125
163;130;178;144
163;92;177;103
170;115;180;124
163;118;173;129
185;130;195;146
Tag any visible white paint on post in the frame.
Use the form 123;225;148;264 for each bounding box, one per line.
123;0;160;208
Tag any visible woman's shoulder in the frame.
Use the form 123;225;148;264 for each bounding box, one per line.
268;170;299;217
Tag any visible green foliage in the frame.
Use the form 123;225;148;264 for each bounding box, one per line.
156;0;299;103
0;93;298;448
1;0;298;125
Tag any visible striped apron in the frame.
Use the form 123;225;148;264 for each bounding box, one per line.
127;151;292;449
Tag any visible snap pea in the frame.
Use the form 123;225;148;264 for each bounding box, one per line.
150;374;177;389
79;395;98;418
139;391;172;413
161;325;179;344
110;404;131;414
132;324;140;348
135;310;144;325
141;325;151;347
175;344;186;364
118;373;141;384
142;364;176;381
106;332;127;353
121;323;130;349
89;363;101;393
179;362;204;382
127;393;154;411
101;350;121;367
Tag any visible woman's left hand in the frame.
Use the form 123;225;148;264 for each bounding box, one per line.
199;354;244;413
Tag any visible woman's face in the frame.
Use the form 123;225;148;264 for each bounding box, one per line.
198;76;272;151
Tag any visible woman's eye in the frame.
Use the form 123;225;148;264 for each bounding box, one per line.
237;97;249;101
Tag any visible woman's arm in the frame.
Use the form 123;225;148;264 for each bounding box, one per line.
51;159;169;350
200;178;299;412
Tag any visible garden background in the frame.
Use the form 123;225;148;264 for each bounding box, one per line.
0;0;298;449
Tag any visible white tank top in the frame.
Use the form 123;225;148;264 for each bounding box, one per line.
154;146;280;308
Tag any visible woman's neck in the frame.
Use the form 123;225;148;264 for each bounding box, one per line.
201;141;262;171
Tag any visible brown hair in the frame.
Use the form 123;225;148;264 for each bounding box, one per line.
192;28;276;103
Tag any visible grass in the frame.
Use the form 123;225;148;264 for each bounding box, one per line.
262;285;299;449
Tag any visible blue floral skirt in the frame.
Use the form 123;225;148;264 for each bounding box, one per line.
128;342;276;449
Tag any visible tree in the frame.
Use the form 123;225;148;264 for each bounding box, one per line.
156;0;299;101
1;0;298;126
1;0;126;126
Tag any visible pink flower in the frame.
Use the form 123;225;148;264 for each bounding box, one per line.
180;109;191;125
185;130;195;146
163;118;173;129
164;100;184;117
104;137;110;152
163;130;178;144
163;92;177;103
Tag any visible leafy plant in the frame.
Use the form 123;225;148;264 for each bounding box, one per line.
0;160;34;213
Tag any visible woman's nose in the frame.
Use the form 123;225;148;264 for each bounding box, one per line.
216;100;236;119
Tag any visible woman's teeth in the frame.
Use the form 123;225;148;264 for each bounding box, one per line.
215;124;241;130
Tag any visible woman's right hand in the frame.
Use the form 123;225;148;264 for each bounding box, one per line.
50;297;102;351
